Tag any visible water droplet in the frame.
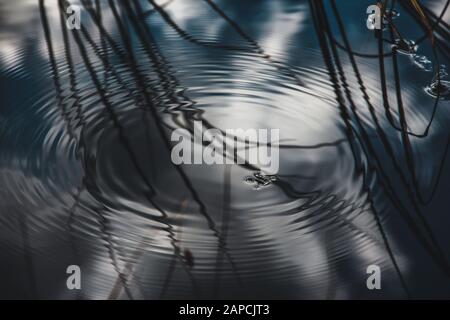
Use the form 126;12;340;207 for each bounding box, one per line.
392;39;418;55
425;81;450;100
425;65;450;99
412;54;433;72
245;176;256;184
437;64;448;79
385;9;400;20
244;172;278;190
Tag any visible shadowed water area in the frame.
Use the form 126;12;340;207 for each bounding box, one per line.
0;0;450;299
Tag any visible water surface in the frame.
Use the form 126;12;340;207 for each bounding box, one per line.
1;0;450;299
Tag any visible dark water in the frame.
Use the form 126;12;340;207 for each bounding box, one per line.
1;0;450;299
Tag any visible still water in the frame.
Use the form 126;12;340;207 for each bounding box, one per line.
0;0;450;299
